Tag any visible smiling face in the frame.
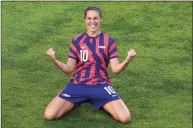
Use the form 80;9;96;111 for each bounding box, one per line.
85;10;102;36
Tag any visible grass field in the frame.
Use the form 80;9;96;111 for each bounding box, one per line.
2;2;192;128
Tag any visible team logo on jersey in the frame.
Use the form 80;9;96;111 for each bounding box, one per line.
98;46;106;49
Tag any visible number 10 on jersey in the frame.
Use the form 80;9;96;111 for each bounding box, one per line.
80;50;88;62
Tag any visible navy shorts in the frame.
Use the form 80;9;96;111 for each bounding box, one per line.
58;83;120;109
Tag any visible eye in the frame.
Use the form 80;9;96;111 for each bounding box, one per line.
94;17;99;20
87;17;92;20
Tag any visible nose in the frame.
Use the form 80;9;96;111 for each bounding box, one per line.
90;18;95;23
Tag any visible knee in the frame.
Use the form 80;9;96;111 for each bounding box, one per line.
115;114;132;123
119;115;132;123
43;111;56;120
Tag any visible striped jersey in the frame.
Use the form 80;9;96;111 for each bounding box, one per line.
68;32;118;85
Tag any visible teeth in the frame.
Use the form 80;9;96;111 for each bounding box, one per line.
91;24;96;29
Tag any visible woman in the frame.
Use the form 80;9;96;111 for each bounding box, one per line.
44;6;136;123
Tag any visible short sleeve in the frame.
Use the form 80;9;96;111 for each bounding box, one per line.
68;39;78;60
108;38;118;60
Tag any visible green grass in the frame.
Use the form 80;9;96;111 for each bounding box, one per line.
2;2;192;128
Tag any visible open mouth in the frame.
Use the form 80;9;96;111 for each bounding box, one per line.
90;24;96;29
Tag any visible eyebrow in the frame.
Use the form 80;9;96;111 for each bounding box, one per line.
86;16;99;19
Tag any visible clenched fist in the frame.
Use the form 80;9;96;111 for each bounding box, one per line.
46;48;56;60
127;49;136;61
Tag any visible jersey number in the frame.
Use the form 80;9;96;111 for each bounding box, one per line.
80;50;88;62
104;86;116;95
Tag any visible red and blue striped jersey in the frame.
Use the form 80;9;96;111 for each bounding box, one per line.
68;32;118;85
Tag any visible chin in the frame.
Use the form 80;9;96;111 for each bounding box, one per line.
89;29;97;32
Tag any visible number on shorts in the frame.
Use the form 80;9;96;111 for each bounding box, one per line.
104;86;116;95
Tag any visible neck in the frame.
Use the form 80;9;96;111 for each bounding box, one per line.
86;30;101;37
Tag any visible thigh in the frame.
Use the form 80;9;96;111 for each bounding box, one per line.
45;96;74;114
102;99;131;122
44;91;74;120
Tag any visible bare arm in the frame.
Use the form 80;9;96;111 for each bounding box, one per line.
46;48;76;75
110;49;136;75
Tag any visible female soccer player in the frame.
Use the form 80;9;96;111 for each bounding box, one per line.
44;6;136;123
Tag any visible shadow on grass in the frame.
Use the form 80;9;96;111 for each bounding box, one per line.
44;104;132;128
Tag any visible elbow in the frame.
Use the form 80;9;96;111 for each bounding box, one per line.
112;70;120;75
65;71;72;75
113;72;120;75
64;66;74;75
65;69;74;75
